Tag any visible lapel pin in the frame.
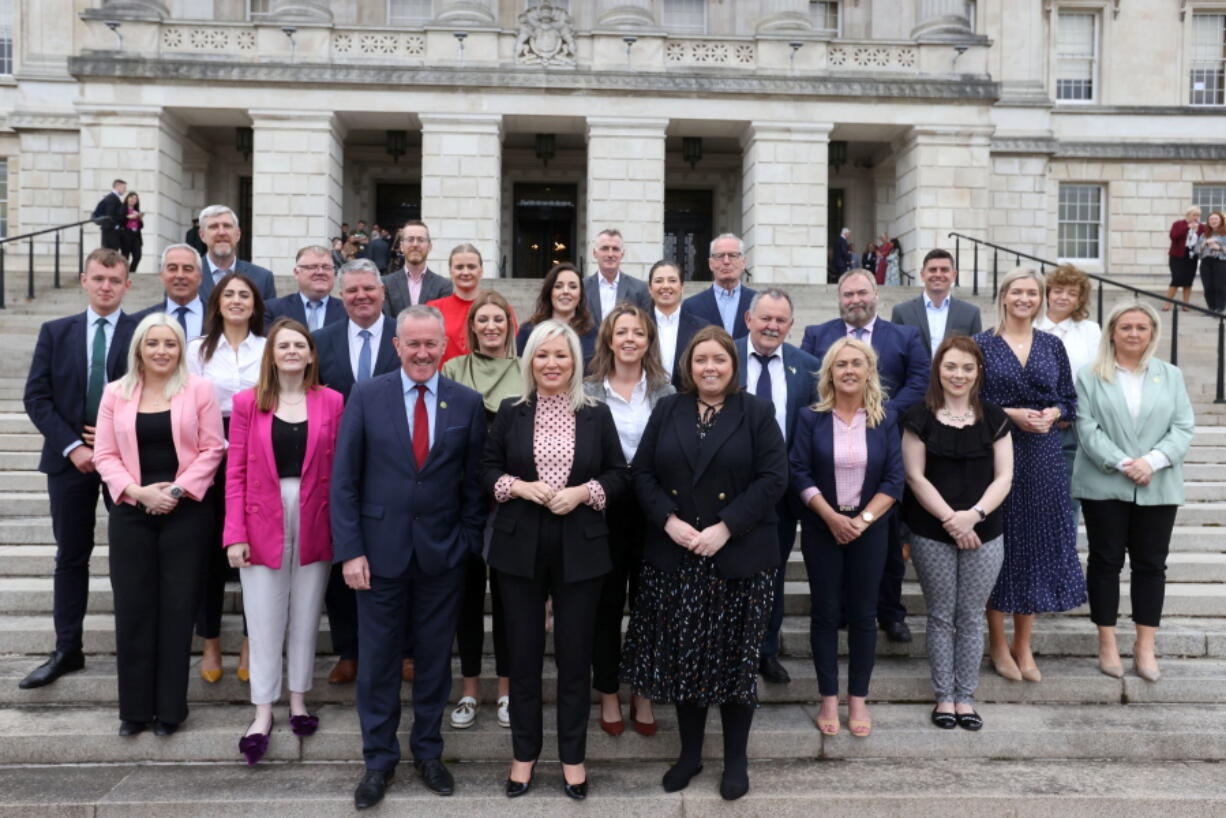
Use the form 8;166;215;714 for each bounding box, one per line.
439;401;448;409
788;366;796;374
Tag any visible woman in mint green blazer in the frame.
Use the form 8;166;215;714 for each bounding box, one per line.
1072;301;1194;684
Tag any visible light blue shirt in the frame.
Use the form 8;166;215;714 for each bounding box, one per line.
923;293;951;354
299;293;332;332
400;368;439;449
714;282;742;336
164;296;205;340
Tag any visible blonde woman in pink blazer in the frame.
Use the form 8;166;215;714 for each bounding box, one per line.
223;318;345;765
93;313;225;737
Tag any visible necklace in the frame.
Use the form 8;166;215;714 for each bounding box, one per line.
939;407;973;423
279;393;306;407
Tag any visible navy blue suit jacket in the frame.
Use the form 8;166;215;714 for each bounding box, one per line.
330;372;486;578
365;237;391;273
799;318;931;413
200;258;277;303
680;284;757;340
265;293;345;330
734;338;820;446
313;319;399;402
24;311;136;475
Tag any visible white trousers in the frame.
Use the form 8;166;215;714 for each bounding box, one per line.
239;477;331;706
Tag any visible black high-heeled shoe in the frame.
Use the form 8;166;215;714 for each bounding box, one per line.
239;715;274;765
505;761;536;798
563;777;588;800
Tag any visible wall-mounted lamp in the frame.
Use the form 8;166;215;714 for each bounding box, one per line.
281;26;298;62
535;133;556;167
454;31;468;63
105;21;123;51
682;137;703;170
788;40;803;73
235;127;253;162
829;140;848;173
952;43;968;70
386;130;407;163
622;35;637;67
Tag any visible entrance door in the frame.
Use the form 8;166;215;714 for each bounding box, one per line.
827;187;845;283
376;183;421;233
512;183;577;278
238;176;253;261
664;188;713;282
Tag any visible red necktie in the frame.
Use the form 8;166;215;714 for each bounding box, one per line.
413;384;429;469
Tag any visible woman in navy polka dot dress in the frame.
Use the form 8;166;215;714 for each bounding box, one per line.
974;268;1085;684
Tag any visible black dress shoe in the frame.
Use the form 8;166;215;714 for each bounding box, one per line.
505;761;536;798
563;780;588;800
719;768;749;801
414;758;455;796
18;651;85;689
881;621;913;644
930;708;958;730
152;721;179;736
354;769;394;810
118;720;146;737
662;763;703;793
955;711;984;731
758;654;791;684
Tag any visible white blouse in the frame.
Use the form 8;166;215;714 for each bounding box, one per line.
187;333;266;417
1112;363;1171;473
1035;315;1101;381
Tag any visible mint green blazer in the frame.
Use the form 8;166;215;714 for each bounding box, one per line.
1072;359;1194;506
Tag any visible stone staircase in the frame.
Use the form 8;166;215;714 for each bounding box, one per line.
1;275;1225;813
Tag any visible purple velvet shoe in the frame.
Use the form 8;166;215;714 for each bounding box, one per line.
238;716;273;766
290;713;319;737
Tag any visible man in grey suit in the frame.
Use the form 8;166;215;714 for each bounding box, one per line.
889;248;982;356
381;220;453;318
584;228;652;325
196;204;277;302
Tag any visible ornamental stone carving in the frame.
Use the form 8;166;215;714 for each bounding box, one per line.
515;2;577;67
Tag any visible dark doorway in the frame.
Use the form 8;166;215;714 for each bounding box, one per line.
376;183;422;234
664;188;713;282
513;183;577;278
827;188;845;284
238;175;253;261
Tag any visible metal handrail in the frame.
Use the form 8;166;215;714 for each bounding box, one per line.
948;231;1225;405
0;216;112;308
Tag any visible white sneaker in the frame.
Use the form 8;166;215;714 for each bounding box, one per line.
497;695;511;728
450;696;478;729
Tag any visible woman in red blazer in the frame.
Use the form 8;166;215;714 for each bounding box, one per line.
93;313;225;737
223;318;345;764
1166;206;1206;310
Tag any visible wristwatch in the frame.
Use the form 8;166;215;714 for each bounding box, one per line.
972;505;987;521
168;484;184;499
859;510;875;525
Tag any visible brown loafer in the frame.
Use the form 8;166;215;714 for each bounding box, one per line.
328;658;357;685
402;658;414;683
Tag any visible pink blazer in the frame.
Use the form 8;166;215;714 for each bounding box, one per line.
93;374;226;506
223;386;345;568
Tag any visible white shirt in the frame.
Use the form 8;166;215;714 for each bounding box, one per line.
923;292;951;354
1113;363;1172;473
745;345;788;442
602;374;653;461
1036;315;1102;381
187;333;266;417
164;296;205;340
598;271;621;321
655;307;680;376
347;315;386;381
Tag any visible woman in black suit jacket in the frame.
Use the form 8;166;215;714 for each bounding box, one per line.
481;319;627;801
620;325;787;802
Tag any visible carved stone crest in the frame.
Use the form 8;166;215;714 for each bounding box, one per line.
515;2;577;67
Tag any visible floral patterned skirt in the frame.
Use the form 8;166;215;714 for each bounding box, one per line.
619;551;774;706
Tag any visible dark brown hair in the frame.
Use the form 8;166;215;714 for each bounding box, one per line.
585;303;669;392
677;324;740;398
255;318;322;412
198;272;266;364
924;335;986;418
528;262;594;336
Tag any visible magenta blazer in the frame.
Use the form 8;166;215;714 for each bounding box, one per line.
93;374;226;506
223;386;345;568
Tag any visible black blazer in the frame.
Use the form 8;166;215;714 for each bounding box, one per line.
91;192;124;248
668;309;709;389
481;397;628;584
313;319;399;401
632;391;787;579
680;284;757;340
24;311;136;475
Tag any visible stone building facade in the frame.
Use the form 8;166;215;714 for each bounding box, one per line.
0;0;1224;284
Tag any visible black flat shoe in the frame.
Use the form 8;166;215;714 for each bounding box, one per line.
662;763;703;793
354;769;393;810
152;721;179;736
563;780;588;800
414;758;455;796
118;720;146;737
719;768;749;801
19;650;85;689
881;620;913;644
758;654;791;684
930;708;958;730
956;711;983;731
505;761;536;798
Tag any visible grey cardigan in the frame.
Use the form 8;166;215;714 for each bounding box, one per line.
583;377;675;409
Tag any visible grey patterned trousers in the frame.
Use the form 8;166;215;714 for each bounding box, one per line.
911;533;1005;703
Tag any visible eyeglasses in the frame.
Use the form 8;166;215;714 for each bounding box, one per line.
710;252;743;261
297;264;335;273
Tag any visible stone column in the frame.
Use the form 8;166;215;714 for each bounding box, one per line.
433;0;497;26
912;0;975;40
419;114;502;270
98;0;168;18
595;0;656;29
268;0;332;24
891;125;992;282
249;111;345;275
740;121;832;285
79;106;186;257
756;0;814;33
585;117;667;279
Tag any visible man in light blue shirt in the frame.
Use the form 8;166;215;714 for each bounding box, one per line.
132;245;207;340
889;248;983;358
680;233;757;340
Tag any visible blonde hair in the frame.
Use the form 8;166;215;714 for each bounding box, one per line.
992;267;1046;334
116;312;189;400
1185;206;1203;221
1091;301;1162;382
813;337;887;427
517;319;596;413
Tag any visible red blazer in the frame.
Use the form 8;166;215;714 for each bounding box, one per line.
93;374;225;506
1169;220;1207;258
223;386;345;568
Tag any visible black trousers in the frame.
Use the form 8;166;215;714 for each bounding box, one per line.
761;508;797;658
876;511;907;626
119;230;142;274
108;496;211;724
497;515;603;765
1202;257;1226;312
48;467;106;654
1082;499;1178;628
457;551;507;678
592;496;645;694
195;449;240;640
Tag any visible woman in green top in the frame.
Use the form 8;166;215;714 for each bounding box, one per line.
441;289;521;729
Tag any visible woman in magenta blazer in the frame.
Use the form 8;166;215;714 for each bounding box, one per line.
93;313;225;737
223;318;345;764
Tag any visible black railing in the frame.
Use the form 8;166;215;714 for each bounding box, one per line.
950;232;1225;405
0;216;113;309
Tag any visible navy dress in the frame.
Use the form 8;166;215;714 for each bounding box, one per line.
974;330;1086;614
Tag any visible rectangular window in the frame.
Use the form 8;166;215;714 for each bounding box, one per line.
810;1;838;35
662;0;706;34
1191;14;1226;105
0;0;13;75
1058;183;1103;261
389;0;432;25
247;0;272;18
1056;11;1097;102
1193;184;1226;216
0;161;8;238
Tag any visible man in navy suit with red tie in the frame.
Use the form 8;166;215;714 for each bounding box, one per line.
20;248;137;689
680;233;757;340
331;304;486;809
